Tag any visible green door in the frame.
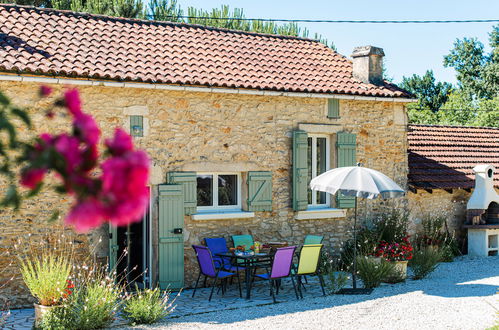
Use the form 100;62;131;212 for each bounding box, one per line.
158;184;185;290
109;225;118;272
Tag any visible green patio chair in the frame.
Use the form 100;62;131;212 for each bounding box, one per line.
304;235;324;245
231;234;254;251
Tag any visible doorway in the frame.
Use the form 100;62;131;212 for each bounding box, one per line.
110;207;151;289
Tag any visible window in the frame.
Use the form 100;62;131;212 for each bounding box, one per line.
307;135;330;208
197;173;241;211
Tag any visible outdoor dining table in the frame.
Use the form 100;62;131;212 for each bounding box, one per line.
215;251;273;299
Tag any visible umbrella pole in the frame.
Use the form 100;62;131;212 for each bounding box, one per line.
352;196;358;289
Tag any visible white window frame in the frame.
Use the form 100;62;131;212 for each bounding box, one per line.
196;172;242;212
308;134;331;208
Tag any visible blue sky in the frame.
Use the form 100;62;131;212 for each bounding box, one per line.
175;0;499;85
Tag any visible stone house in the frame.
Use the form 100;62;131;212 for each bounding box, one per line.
407;124;499;246
0;4;414;305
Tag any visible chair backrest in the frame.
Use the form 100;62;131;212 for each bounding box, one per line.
231;235;254;251
205;237;229;267
297;244;323;275
270;246;296;279
304;235;324;245
192;245;216;277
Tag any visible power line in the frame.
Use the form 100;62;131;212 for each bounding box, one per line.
144;15;499;24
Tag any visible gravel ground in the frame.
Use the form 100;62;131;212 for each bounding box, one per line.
125;256;499;330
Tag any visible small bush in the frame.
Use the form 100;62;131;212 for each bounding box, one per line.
409;247;442;280
18;245;72;306
356;257;397;289
414;215;460;262
123;286;178;325
39;270;122;329
319;250;349;293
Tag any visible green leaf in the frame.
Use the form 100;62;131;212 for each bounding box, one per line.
47;210;61;223
1;184;20;209
0;91;10;106
26;181;44;198
11;108;31;128
0;116;17;148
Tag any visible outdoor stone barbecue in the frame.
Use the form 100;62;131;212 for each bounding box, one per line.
465;164;499;256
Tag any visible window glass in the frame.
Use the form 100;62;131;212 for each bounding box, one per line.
307;137;313;205
197;175;213;206
218;175;237;206
307;135;330;207
316;137;327;204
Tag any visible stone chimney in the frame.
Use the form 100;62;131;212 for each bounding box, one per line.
351;46;385;85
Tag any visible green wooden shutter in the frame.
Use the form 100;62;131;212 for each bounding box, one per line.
167;171;197;215
158;184;184;290
292;130;308;211
247;171;272;211
336;131;357;208
327;99;340;118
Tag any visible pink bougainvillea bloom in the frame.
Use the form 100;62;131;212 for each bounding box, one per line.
64;89;82;117
100;150;150;226
53;134;82;172
105;128;133;156
40;85;53;97
65;198;107;233
73;113;100;146
20;168;46;189
80;144;99;172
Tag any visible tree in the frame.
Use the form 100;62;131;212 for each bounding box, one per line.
400;70;453;112
444;25;499;99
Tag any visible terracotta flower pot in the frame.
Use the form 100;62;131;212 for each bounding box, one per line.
34;303;60;327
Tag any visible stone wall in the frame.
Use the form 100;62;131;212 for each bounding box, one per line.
407;188;499;250
0;79;409;305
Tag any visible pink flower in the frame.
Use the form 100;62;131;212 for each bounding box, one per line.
105;128;133;156
65;198;107;233
100;150;150;227
53;134;82;172
73;113;100;146
40;85;53;97
20;168;46;189
64;89;82;117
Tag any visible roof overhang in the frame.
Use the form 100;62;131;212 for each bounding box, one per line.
0;73;418;103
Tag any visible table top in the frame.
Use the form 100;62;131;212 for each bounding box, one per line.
216;252;271;259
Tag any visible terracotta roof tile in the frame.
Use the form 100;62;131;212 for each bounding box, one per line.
0;4;412;97
408;124;499;190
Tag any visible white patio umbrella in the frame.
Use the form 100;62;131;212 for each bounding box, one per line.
310;164;405;292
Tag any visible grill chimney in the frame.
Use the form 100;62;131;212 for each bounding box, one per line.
351;46;385;85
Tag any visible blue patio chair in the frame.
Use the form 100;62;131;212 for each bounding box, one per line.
205;237;245;272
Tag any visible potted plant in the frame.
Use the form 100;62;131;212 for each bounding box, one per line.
18;251;72;326
373;235;413;280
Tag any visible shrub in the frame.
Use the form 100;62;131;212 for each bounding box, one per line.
319;250;349;294
18;237;73;306
39;272;121;330
414;215;460;262
374;210;410;243
356;257;397;289
123;286;178;325
409;247;442;280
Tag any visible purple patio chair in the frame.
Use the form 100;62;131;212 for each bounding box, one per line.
192;245;242;301
204;237;245;272
250;246;299;303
